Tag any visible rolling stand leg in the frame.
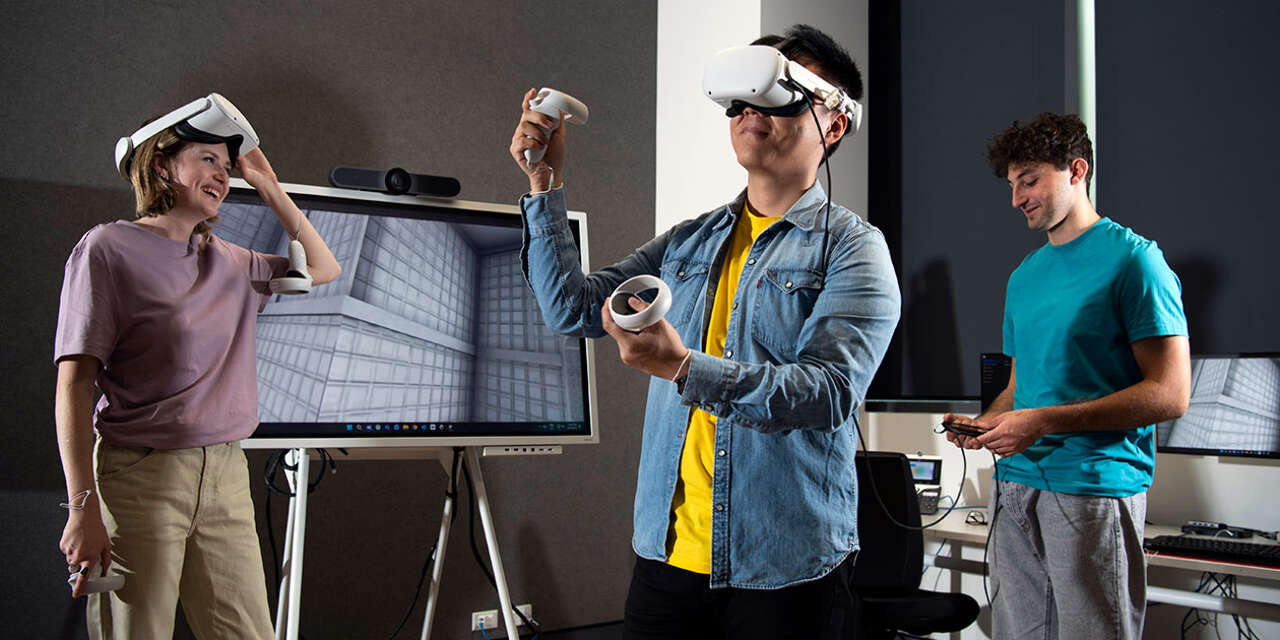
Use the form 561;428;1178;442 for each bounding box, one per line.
273;481;294;638
467;447;522;640
417;447;520;640
420;451;456;640
274;448;309;640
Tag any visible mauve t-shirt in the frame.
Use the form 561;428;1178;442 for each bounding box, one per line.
54;221;288;449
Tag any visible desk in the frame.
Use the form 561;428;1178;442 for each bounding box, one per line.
922;510;1280;637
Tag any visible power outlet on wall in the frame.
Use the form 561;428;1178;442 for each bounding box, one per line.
471;603;532;632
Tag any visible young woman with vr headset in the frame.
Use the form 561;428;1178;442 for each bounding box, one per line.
54;94;340;639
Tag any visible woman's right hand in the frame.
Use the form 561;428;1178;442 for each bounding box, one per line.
61;506;111;598
510;88;567;193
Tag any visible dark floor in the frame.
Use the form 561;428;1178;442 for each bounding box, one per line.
477;620;622;639
540;621;623;639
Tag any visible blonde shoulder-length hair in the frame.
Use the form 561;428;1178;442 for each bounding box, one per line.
126;127;218;236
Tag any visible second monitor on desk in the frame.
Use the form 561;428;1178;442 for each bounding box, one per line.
909;454;943;514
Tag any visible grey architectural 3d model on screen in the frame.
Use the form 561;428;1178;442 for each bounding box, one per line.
217;202;585;425
1157;357;1280;453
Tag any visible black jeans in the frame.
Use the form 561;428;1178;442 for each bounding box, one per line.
623;554;859;640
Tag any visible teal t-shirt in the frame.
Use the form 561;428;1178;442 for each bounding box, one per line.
998;217;1187;496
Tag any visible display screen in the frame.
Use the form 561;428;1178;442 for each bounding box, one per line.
219;183;595;447
1156;355;1280;459
908;458;941;484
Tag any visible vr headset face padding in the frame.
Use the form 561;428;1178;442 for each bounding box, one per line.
172;121;244;169
723;97;811;119
114;93;260;178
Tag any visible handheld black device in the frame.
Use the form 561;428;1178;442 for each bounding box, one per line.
940;421;989;438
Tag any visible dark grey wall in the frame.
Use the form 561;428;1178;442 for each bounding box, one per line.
869;1;1064;402
872;1;1280;402
0;2;655;638
899;1;1064;399
1095;1;1280;357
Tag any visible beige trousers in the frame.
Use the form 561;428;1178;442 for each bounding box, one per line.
88;440;274;640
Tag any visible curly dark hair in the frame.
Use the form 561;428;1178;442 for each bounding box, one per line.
753;24;862;159
986;112;1093;193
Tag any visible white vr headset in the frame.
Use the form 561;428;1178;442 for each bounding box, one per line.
702;45;862;133
114;93;259;178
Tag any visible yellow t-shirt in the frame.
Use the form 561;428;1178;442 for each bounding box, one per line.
666;203;780;574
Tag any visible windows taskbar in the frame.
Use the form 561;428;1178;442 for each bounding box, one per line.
251;421;589;438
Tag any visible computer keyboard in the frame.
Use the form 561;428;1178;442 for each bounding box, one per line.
1144;535;1280;568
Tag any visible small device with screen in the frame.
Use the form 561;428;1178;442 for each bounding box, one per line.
907;454;943;515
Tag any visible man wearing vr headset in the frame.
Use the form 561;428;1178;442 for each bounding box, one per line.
944;113;1189;639
510;25;898;639
54;94;340;638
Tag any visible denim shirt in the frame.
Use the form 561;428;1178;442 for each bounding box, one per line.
519;182;900;589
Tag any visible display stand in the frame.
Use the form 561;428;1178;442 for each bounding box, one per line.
272;447;522;640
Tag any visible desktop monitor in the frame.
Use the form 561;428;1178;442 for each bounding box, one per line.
218;179;598;450
1155;354;1280;459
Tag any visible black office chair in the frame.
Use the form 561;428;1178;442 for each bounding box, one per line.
851;451;978;639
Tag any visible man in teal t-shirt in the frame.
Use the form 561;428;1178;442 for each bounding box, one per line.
944;113;1190;640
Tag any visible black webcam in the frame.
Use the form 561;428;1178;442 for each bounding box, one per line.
329;166;461;198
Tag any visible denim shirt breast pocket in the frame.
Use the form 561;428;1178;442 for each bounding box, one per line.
659;259;710;332
750;268;824;360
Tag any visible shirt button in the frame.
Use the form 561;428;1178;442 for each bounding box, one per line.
785;281;793;289
732;302;738;310
717;449;726;457
747;258;756;265
725;349;733;358
715;504;725;512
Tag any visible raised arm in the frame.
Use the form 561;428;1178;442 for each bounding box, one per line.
510;88;567;194
236;148;342;285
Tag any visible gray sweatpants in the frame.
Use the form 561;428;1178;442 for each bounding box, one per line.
990;480;1147;640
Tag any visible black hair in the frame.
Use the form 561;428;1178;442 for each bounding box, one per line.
753;24;863;159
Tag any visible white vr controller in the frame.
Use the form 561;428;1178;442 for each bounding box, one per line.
69;565;125;594
524;88;590;165
114;92;259;178
609;275;672;332
269;239;313;295
702;45;862;133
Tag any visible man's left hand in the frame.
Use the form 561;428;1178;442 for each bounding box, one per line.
601;297;689;380
975;408;1049;457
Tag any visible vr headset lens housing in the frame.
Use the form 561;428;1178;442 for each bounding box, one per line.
704;45;809;117
702;45;861;130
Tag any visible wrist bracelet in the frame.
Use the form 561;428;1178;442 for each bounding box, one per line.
530;179;563;196
671;351;694;383
60;489;93;511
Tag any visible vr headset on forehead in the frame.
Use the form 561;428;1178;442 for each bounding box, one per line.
113;92;259;178
702;45;862;133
